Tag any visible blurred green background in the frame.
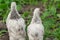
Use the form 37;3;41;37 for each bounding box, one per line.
0;0;60;40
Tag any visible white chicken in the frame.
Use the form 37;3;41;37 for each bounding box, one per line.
6;2;26;40
27;8;44;40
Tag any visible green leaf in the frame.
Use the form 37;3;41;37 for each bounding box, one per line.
0;3;8;9
56;2;60;8
22;11;30;17
49;6;56;15
57;14;60;18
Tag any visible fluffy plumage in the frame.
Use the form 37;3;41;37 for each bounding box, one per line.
6;2;26;40
27;8;44;40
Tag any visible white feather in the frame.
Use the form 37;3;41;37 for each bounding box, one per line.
6;2;26;40
27;8;44;40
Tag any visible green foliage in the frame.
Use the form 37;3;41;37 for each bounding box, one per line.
0;30;7;37
57;14;60;18
0;0;60;40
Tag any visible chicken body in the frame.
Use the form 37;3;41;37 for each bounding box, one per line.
27;8;44;40
6;2;26;40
